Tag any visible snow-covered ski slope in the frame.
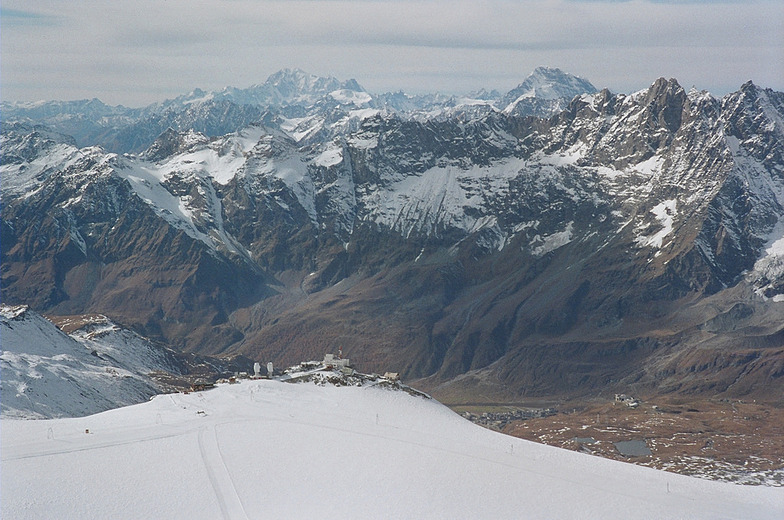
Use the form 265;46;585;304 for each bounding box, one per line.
2;380;781;519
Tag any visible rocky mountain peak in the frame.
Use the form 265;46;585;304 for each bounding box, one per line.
502;67;597;105
499;67;598;118
639;77;688;133
340;78;365;93
740;80;759;95
264;68;364;105
142;127;209;161
186;87;208;99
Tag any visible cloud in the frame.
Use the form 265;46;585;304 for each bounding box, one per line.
1;0;781;105
0;7;61;27
566;0;771;3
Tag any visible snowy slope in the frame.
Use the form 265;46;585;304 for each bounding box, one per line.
0;305;176;419
2;379;780;520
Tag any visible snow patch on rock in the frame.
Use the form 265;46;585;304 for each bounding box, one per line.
636;199;678;249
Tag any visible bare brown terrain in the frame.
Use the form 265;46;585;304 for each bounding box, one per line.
466;397;784;485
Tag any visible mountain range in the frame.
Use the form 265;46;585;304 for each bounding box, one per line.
0;67;591;153
3;67;784;405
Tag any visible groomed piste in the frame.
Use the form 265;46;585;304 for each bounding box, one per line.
3;374;782;520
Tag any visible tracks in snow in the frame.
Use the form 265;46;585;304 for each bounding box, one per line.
198;424;250;520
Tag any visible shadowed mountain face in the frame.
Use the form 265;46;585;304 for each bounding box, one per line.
3;72;784;403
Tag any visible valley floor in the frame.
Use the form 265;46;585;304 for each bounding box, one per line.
456;397;784;487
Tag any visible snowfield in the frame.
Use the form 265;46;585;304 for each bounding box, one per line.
2;380;781;520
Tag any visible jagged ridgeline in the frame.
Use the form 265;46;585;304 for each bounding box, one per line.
3;68;784;402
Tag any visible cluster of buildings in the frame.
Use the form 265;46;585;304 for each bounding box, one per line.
614;394;641;408
462;408;557;430
188;350;405;391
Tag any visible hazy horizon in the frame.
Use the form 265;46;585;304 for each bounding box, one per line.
2;0;782;107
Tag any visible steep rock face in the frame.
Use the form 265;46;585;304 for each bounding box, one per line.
721;83;784;299
226;78;783;399
1;139;274;352
3;75;784;401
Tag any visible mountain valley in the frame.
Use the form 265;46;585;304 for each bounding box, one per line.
3;67;784;412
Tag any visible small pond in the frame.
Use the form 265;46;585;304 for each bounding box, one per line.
614;440;651;457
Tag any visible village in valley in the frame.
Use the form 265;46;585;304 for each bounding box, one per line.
460;407;558;431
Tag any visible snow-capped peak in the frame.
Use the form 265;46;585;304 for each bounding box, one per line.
501;66;597;112
329;89;373;107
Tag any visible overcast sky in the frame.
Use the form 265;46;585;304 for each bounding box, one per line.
2;0;782;107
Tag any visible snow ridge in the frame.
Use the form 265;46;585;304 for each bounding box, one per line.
0;305;176;419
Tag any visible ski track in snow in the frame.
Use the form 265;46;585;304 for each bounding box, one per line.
198;424;250;520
